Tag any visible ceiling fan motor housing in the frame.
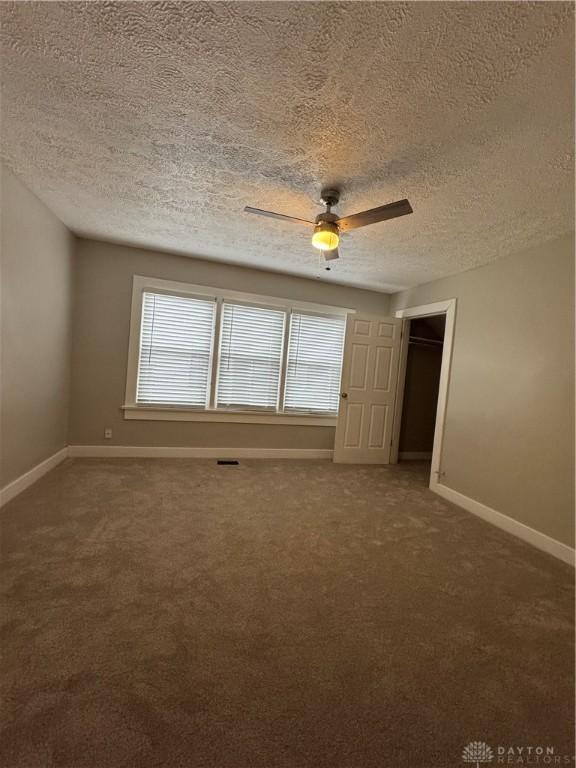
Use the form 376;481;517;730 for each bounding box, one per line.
314;211;339;226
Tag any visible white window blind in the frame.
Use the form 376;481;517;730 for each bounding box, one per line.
136;292;216;407
283;312;346;414
216;302;285;410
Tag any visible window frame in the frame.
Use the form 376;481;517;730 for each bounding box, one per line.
124;275;353;426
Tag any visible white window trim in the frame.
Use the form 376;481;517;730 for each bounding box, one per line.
124;275;353;426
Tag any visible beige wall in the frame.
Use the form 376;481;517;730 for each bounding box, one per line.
392;232;575;548
69;239;389;450
0;166;74;487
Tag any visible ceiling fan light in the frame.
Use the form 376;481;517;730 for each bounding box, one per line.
312;221;339;251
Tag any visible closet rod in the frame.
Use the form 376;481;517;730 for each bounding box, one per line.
408;335;443;346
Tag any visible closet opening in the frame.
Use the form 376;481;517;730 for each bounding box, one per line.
397;315;446;467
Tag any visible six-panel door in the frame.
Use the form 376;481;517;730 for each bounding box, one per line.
333;315;402;463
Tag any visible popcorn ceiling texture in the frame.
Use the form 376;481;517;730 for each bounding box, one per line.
1;2;574;291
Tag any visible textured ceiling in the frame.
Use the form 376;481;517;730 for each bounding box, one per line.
1;2;574;292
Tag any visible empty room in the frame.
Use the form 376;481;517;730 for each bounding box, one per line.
0;2;574;767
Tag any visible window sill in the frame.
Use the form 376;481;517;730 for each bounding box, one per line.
121;405;337;427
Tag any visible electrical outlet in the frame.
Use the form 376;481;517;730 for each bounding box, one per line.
104;428;112;439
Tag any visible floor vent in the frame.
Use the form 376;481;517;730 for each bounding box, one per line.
217;459;239;465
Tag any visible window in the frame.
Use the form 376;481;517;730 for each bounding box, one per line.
125;276;349;423
284;312;346;414
137;292;216;407
217;303;286;410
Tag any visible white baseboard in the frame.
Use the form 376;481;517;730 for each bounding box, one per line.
432;481;575;567
68;445;333;460
399;451;432;460
0;447;69;507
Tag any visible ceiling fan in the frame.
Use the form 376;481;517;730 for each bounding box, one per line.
244;188;413;262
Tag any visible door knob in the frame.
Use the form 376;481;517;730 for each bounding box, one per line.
341;392;348;399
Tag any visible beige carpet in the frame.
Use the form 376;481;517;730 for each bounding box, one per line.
0;458;573;768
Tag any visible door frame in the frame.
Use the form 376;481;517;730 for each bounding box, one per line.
391;299;457;489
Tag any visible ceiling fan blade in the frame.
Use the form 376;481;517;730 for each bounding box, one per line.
244;206;313;226
323;248;339;261
336;199;413;233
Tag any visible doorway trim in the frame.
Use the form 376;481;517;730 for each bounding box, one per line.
392;299;457;489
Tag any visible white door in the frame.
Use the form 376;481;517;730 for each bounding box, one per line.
333;314;402;464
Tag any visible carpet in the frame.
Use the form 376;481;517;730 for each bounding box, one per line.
0;459;573;767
